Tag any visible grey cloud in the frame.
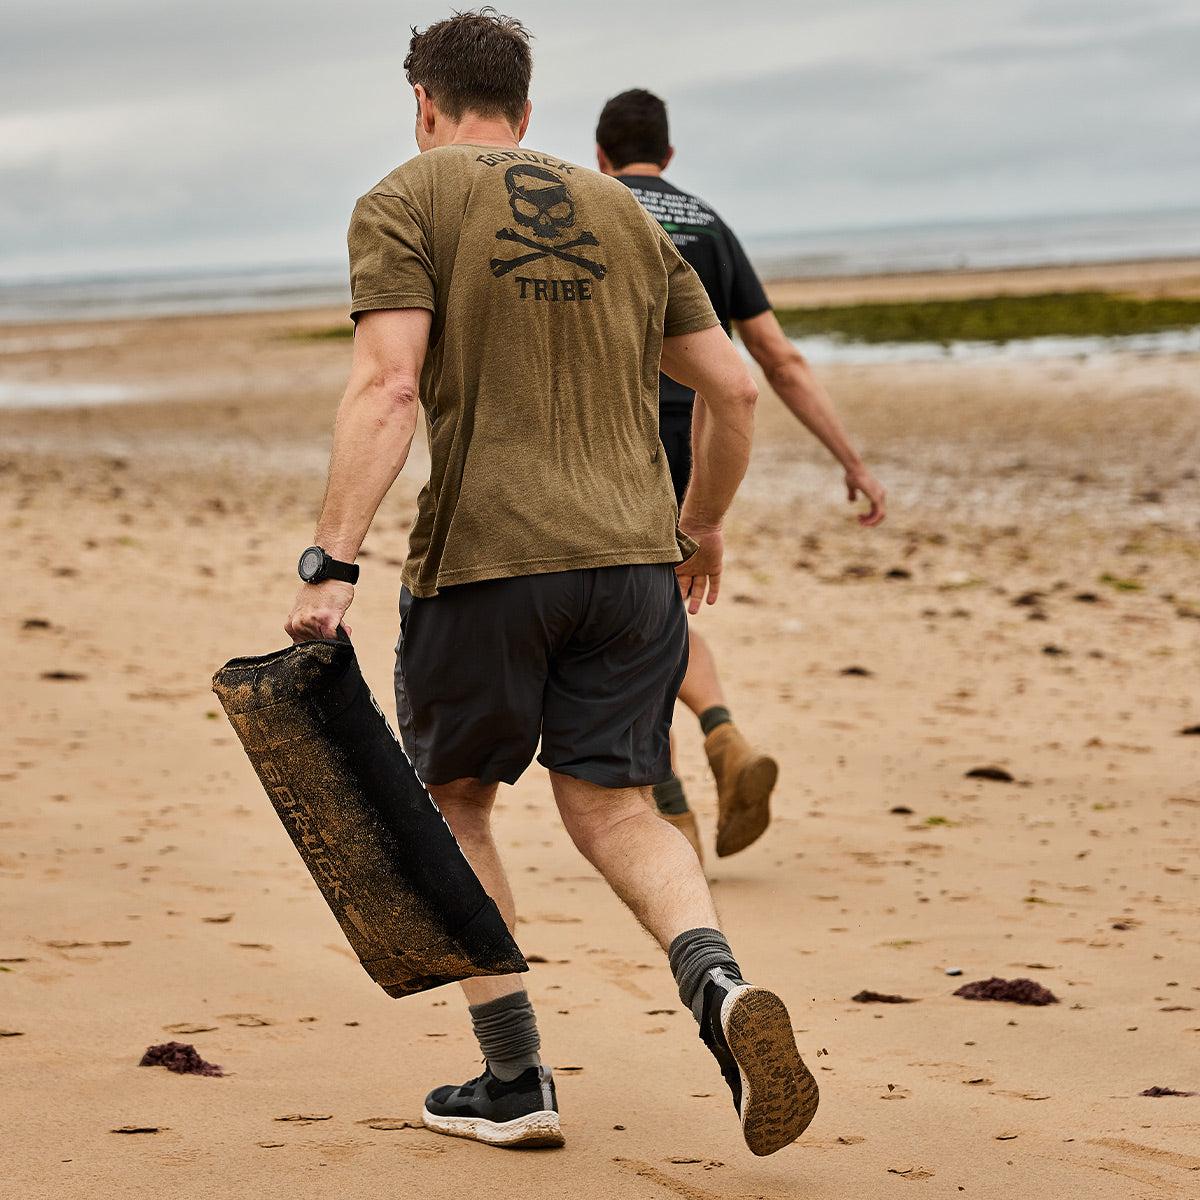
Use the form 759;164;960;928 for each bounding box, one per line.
2;0;1199;275
0;0;425;115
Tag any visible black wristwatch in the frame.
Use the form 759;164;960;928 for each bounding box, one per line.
297;545;360;585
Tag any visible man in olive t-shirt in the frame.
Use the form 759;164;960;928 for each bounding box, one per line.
346;144;713;597
285;9;818;1158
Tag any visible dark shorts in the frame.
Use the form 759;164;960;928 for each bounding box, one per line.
393;564;688;789
659;408;693;507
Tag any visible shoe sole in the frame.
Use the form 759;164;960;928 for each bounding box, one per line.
722;985;819;1156
716;755;777;857
421;1105;564;1148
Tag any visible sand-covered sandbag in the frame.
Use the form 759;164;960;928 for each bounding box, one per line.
212;635;527;997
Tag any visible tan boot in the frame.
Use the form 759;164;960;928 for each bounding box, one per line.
660;808;704;865
705;723;777;857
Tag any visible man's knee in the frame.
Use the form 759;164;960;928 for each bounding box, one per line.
430;777;499;814
551;772;650;838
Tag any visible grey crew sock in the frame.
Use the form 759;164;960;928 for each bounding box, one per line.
469;989;542;1082
699;705;733;737
668;928;743;1021
652;776;689;816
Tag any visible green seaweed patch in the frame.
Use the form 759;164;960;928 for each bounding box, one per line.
295;325;354;341
924;815;956;826
1099;573;1144;592
773;291;1200;345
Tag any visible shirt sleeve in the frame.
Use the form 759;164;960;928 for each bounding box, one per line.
658;225;720;338
722;223;772;322
347;190;437;319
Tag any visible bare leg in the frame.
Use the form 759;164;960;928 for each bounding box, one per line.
550;771;719;949
676;624;725;719
428;777;526;1005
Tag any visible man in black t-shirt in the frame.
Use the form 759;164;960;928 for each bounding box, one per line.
596;88;887;863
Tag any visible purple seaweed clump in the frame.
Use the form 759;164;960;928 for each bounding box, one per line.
953;977;1060;1006
139;1041;224;1077
1140;1086;1196;1097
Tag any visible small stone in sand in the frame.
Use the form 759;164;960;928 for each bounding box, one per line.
965;766;1015;782
139;1041;224;1076
954;977;1059;1006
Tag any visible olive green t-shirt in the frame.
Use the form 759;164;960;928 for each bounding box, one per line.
348;144;718;598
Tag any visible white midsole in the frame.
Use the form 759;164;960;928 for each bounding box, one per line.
421;1106;563;1145
720;982;755;1119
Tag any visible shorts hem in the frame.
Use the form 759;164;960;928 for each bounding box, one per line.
539;759;672;790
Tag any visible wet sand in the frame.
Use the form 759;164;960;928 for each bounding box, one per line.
3;259;1199;1198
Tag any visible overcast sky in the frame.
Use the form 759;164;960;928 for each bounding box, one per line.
2;0;1198;280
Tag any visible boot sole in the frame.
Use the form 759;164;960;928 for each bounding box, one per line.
421;1106;564;1148
716;756;777;857
722;985;819;1156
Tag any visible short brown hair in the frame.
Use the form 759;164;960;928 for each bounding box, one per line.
405;8;533;126
596;89;670;170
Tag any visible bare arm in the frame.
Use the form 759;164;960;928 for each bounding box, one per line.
736;309;886;526
284;307;431;642
659;324;758;613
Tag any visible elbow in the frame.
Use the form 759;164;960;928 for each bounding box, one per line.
367;369;420;419
379;367;420;409
735;374;759;417
764;351;811;395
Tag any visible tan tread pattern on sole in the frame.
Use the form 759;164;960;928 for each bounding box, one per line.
723;986;819;1156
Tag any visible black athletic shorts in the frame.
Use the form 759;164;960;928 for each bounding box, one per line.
393;564;688;789
659;408;693;507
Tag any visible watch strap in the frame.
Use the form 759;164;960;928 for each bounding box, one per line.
324;555;360;584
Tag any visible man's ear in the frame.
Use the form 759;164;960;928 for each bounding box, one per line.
662;146;675;171
596;145;615;176
516;98;532;142
415;85;436;135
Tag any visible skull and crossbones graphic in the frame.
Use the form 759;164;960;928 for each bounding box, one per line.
490;165;606;280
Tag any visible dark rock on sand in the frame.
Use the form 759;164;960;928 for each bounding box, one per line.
965;767;1015;782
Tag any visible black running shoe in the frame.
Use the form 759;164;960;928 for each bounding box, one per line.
698;968;819;1156
422;1064;564;1148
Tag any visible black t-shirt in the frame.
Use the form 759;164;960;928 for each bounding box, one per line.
618;174;771;412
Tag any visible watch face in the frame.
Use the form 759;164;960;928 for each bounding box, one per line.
298;546;325;582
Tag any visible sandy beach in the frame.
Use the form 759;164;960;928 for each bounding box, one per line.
3;259;1199;1199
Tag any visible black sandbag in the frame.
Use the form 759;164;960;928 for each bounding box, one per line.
211;634;527;997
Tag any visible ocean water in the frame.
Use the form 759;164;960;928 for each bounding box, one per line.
1;209;1198;408
777;326;1200;367
2;207;1199;328
743;207;1200;280
0;263;351;326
